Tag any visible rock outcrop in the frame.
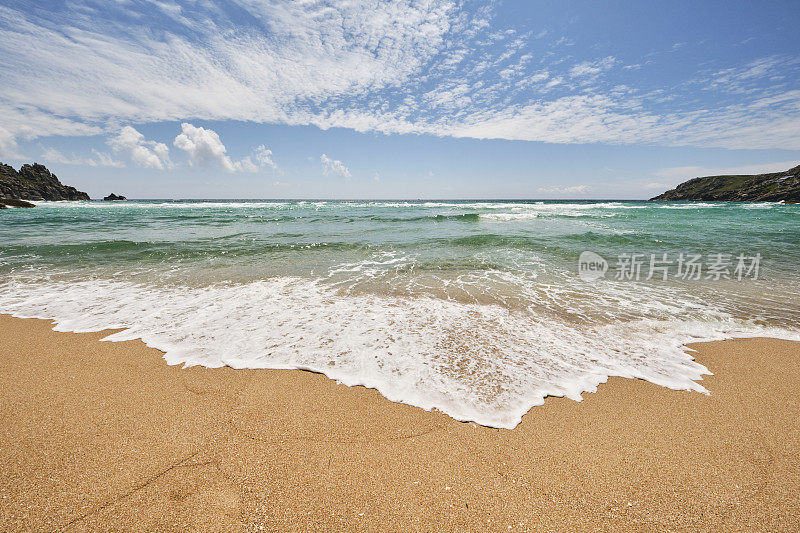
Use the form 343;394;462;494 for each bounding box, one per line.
103;193;127;201
0;163;90;201
0;198;36;208
650;165;800;202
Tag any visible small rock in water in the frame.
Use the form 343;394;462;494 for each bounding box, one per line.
0;198;35;208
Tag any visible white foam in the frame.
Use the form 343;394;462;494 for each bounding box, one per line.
657;202;725;209
480;213;540;221
2;278;798;429
28;200;294;209
740;203;782;209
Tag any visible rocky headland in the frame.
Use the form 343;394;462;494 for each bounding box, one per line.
0;163;90;207
651;165;800;202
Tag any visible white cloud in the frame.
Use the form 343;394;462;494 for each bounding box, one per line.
39;146;74;164
320;154;351;178
41;146;124;167
173;123;259;173
702;56;794;93
0;2;799;152
654;161;800;182
544;76;564;89
643;182;671;190
253;145;278;170
91;150;126;168
569;56;617;78
107;126;170;169
537;184;590;194
0;126;21;159
0;1;459;144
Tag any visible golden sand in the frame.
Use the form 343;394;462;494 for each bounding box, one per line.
1;313;798;531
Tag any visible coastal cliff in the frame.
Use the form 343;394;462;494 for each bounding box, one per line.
0;163;90;202
650;165;800;202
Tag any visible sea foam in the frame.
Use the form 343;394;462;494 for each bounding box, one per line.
2;277;798;429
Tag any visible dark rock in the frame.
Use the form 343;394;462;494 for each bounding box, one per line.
0;198;36;208
103;193;127;201
0;162;90;201
650;165;800;202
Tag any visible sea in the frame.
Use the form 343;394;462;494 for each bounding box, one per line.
1;199;798;428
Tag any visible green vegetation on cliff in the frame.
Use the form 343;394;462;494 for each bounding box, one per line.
650;165;800;202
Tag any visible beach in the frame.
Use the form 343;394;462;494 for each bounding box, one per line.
1;313;798;531
3;199;799;431
4;0;800;529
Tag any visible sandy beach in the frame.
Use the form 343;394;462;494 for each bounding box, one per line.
1;313;798;531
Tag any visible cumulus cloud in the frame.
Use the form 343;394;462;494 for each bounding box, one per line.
172;123;250;172
320;154;351;177
173;123;275;173
107;126;170;169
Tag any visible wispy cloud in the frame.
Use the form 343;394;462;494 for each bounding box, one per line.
654;161;800;183
41;146;124;168
537;184;590;194
569;56;616;78
320;154;351;178
0;1;799;155
253;145;278;171
643;182;671;190
699;55;800;95
0;126;21;159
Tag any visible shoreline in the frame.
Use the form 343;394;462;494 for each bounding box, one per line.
1;313;799;530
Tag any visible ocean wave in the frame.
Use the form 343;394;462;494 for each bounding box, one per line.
2;278;798;429
4;200;800;428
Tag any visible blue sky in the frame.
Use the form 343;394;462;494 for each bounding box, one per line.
1;0;799;199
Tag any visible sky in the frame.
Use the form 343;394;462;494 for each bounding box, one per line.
1;0;799;199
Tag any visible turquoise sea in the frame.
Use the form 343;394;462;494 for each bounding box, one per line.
1;200;798;428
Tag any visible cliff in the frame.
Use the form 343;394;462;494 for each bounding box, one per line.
0;163;90;202
650;165;800;202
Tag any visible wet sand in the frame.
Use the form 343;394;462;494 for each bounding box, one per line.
1;313;798;531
